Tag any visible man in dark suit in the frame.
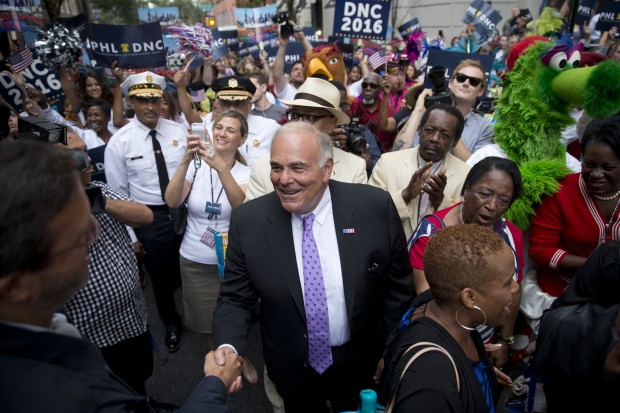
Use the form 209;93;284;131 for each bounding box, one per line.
213;122;413;412
0;141;242;413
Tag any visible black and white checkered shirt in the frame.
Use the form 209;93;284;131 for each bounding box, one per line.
63;181;148;347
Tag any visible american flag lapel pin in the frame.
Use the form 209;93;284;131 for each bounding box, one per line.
342;228;355;234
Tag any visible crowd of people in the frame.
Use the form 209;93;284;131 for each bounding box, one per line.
1;1;620;412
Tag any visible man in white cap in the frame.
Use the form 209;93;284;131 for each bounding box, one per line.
105;71;186;353
174;73;280;167
244;77;367;201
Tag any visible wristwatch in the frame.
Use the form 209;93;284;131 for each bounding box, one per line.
496;333;515;346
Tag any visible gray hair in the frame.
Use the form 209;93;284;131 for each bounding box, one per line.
274;122;333;167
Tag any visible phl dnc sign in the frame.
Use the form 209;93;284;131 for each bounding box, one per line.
462;0;502;41
332;0;391;41
85;21;166;68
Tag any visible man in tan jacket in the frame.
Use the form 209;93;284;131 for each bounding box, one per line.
369;103;471;240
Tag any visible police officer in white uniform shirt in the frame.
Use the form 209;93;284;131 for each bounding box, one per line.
105;71;186;353
201;76;280;167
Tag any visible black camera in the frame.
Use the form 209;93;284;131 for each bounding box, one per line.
70;150;106;214
272;12;299;38
85;184;106;215
424;66;453;109
15;116;67;145
343;117;367;155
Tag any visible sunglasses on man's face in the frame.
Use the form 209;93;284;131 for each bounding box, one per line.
454;73;483;87
362;82;379;89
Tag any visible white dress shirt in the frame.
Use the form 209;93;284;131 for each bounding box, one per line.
291;187;350;346
104;117;187;205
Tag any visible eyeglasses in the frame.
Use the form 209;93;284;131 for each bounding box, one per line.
362;82;379;89
47;215;101;259
454;73;483;87
287;111;333;124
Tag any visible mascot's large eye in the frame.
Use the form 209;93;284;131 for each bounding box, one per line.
330;57;338;64
549;52;568;71
567;50;581;68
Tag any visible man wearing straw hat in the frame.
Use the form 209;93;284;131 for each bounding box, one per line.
244;77;367;201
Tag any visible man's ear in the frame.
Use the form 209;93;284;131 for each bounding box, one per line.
322;158;334;182
0;271;35;303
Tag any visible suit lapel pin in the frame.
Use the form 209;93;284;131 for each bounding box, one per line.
342;228;355;234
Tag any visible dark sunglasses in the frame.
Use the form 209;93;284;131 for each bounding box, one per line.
362;82;379;89
454;73;483;87
287;111;332;124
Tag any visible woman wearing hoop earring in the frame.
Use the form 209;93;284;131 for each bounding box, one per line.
408;156;524;367
382;225;518;412
529;115;620;299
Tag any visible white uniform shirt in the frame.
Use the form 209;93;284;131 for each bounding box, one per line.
200;113;279;167
104;117;187;205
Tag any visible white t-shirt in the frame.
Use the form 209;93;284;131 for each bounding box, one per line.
275;82;298;103
180;160;250;264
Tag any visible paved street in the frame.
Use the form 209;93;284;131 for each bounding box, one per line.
143;279;272;412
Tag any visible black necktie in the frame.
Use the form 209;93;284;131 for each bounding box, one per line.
149;130;169;202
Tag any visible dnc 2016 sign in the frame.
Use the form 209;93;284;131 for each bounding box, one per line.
332;0;391;41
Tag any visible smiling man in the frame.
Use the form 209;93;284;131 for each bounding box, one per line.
368;104;471;239
105;71;187;353
212;122;412;413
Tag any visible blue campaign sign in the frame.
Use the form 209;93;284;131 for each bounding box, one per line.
264;42;307;73
398;17;421;40
595;2;620;32
462;0;502;41
85;21;166;69
332;0;392;41
88;145;107;183
575;0;597;25
0;56;63;111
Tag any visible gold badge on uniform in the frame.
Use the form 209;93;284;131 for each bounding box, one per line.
228;78;239;88
146;74;153;82
252;139;259;147
173;140;179;147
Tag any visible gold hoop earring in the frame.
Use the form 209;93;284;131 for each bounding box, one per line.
455;305;487;331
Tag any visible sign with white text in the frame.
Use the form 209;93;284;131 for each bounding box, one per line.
332;0;391;41
462;0;502;41
0;57;62;110
595;2;620;32
85;22;166;68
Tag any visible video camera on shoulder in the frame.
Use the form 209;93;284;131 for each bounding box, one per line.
15;116;67;145
272;12;302;38
424;66;453;109
70;150;106;215
343;117;367;155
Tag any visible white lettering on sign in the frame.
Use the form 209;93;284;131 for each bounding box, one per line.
476;13;496;31
341;2;383;35
132;40;164;53
600;12;615;20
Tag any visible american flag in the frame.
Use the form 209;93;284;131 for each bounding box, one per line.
368;49;389;70
190;88;205;102
6;48;33;73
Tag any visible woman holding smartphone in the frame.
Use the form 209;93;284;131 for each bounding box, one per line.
165;110;250;350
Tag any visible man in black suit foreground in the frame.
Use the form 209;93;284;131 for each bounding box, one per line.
213;122;413;412
0;141;242;413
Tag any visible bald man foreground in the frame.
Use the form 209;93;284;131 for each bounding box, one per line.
213;122;412;412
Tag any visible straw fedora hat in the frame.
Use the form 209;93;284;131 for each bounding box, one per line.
280;77;350;125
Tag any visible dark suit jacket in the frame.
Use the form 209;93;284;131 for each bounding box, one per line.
213;180;413;402
0;322;229;413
